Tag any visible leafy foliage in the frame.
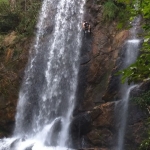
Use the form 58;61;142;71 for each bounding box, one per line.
118;53;150;84
15;1;41;36
132;90;150;109
102;0;131;29
116;0;150;84
0;0;41;36
103;0;119;21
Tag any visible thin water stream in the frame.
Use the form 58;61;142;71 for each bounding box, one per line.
116;16;142;150
0;0;86;149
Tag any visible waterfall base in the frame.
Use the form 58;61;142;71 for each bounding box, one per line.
0;137;74;150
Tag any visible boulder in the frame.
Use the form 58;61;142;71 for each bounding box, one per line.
87;128;113;146
93;102;116;128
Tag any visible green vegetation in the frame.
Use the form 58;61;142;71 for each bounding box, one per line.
103;0;119;21
102;0;128;24
0;0;41;35
0;0;8;4
131;90;150;150
132;90;150;110
0;0;42;100
115;0;150;84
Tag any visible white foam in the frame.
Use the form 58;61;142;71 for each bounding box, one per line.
127;39;140;43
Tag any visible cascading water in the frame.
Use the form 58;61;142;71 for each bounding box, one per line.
116;16;142;150
0;0;85;149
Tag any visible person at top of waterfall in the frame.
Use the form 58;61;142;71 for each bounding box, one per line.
82;20;91;33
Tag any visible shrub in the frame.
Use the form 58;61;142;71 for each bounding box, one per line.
0;0;41;36
103;0;119;21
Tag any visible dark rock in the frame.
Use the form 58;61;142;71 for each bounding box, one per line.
93;102;116;128
87;128;113;146
43;25;54;36
124;122;147;150
102;42;127;102
130;81;150;97
70;113;92;148
10;138;20;149
45;118;62;146
75;29;92;114
80;54;91;65
71;113;92;137
128;102;148;125
24;144;34;150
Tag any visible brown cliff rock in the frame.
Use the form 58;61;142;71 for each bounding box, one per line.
79;1;129;110
86;102;116;148
3;31;17;47
75;1;148;150
93;102;115;127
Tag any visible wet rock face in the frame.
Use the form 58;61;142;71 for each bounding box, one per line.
76;1;130;111
86;102;117;148
113;97;148;150
72;102;117;149
75;0;128;148
123;82;150;150
75;1;148;150
112;100;147;150
76;94;148;149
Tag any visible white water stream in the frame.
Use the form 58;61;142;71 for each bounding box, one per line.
0;0;86;149
116;17;142;150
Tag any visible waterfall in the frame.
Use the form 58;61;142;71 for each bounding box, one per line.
116;16;142;150
0;0;85;149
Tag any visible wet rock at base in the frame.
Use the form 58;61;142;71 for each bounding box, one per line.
24;145;34;150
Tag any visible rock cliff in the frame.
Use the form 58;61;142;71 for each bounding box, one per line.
73;0;149;150
0;0;149;150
